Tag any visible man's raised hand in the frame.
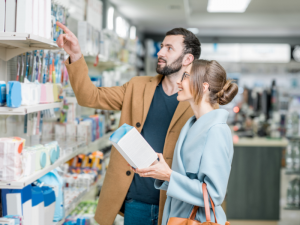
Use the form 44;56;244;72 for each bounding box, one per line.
56;21;82;63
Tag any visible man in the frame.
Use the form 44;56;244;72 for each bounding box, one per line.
56;22;201;225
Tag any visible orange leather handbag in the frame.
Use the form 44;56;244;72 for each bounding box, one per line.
167;183;230;225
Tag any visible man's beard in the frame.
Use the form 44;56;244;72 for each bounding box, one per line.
156;54;184;76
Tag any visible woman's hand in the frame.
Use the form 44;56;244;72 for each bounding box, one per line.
134;153;172;182
56;22;82;63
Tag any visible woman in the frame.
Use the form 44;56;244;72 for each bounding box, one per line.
134;59;238;225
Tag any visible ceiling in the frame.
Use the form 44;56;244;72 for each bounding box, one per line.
109;0;300;37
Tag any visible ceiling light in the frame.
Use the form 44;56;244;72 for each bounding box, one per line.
187;28;199;34
207;0;251;13
107;7;114;30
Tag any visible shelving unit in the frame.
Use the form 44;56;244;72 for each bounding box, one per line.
0;33;60;61
0;102;63;115
53;181;100;225
0;132;112;189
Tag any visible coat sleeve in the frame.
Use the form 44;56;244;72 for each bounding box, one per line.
166;124;233;207
154;179;169;191
65;56;129;110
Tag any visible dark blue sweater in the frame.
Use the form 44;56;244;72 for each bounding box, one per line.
126;80;179;205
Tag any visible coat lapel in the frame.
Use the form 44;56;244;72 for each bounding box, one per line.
142;75;163;126
167;101;191;133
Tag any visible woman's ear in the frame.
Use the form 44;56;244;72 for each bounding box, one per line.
203;82;210;92
182;54;194;66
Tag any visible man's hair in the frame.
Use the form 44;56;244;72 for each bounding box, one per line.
166;28;201;60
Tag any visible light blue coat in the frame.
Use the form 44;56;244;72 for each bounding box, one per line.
155;109;234;225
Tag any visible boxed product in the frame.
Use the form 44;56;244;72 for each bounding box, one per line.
0;137;25;181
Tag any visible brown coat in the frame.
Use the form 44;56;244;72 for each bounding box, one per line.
65;56;194;225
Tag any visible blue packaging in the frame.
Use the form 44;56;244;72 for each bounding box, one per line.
0;81;6;106
38;169;65;222
6;81;22;108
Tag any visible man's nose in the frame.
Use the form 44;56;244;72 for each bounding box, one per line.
157;48;165;57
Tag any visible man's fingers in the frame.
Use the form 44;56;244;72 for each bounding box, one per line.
56;21;71;34
56;34;77;48
139;172;155;177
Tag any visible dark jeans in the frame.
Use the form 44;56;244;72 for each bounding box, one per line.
124;198;159;225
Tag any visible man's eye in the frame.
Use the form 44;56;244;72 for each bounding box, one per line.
168;47;172;51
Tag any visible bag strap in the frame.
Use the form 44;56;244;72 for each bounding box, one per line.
202;183;218;223
188;183;218;223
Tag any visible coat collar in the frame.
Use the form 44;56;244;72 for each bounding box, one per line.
142;75;190;131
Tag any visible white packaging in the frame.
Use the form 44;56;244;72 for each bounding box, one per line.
0;0;5;32
0;218;15;225
45;0;52;39
32;199;44;225
110;127;157;169
32;0;39;35
0;138;24;181
16;0;33;33
22;148;37;176
6;193;23;215
77;21;88;55
44;201;55;225
5;0;17;32
38;0;44;37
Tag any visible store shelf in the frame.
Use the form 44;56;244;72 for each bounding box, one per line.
83;131;113;155
54;179;102;225
0;33;60;61
0;133;112;189
285;171;300;175
284;206;300;210
85;56;134;70
0;102;63;115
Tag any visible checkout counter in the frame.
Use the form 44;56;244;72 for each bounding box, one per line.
225;138;288;223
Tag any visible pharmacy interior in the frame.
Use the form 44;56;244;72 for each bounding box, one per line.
0;0;300;225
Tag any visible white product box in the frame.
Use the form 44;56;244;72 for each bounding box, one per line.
110;127;157;169
45;0;52;39
32;0;39;35
0;0;5;32
5;0;17;32
38;0;44;37
16;0;33;33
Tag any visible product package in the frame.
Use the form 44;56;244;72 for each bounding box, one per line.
22;148;37;177
41;186;56;225
5;0;16;32
31;186;44;225
0;81;6;106
0;137;25;181
3;215;23;225
110;123;157;169
0;0;5;33
32;0;39;35
38;169;65;222
6;81;22;108
21;79;41;106
0;218;15;225
16;0;33;33
1;185;32;225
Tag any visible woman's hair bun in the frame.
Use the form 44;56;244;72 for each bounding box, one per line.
218;80;238;105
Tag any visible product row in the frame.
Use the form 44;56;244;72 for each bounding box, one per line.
0;137;60;182
0;0;68;42
0;149;106;225
63;201;98;225
286;140;300;173
11;51;69;85
47;114;106;145
0;80;62;108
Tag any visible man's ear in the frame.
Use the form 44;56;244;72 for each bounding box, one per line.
183;54;194;66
